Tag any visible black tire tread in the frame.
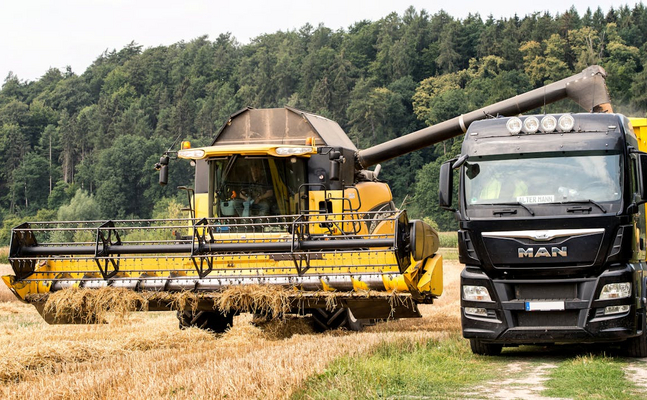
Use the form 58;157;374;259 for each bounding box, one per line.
469;338;503;356
177;310;233;333
310;308;364;332
627;311;647;357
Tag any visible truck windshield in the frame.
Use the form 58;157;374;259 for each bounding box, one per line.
464;153;623;206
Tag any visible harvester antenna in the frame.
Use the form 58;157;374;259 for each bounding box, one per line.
399;194;410;210
166;130;185;153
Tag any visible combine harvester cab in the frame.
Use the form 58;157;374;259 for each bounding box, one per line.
3;107;442;332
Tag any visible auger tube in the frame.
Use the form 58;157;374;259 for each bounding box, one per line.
15;238;395;257
355;65;611;169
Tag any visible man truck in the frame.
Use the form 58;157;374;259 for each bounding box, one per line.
440;98;647;356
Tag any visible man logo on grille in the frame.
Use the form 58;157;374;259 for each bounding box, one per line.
518;247;567;258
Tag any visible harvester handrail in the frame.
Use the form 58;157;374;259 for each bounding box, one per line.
10;211;404;257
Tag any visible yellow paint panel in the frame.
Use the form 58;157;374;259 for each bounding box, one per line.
355;182;393;212
631;118;647;153
194;193;210;219
307;190;368;235
2;275;34;301
417;254;443;296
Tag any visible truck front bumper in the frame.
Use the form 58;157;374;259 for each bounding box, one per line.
461;266;643;345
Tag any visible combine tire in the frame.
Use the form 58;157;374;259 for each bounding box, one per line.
310;308;364;332
177;310;233;333
469;339;503;356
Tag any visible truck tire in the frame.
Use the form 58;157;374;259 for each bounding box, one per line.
310;308;364;332
177;310;233;333
469;338;503;356
627;311;647;357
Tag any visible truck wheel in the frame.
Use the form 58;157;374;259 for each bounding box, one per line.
469;338;503;356
627;312;647;357
177;310;233;333
310;308;364;332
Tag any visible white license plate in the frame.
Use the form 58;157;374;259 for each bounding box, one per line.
525;301;565;311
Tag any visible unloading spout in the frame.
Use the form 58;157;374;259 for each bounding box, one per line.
355;65;611;169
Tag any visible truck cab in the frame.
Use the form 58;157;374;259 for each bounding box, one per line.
440;113;647;355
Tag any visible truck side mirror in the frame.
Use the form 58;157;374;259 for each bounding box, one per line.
439;160;454;210
638;154;647;203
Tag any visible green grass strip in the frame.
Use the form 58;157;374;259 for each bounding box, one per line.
542;353;639;399
292;335;501;399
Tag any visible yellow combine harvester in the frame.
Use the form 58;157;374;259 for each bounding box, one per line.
4;107;442;332
3;65;612;332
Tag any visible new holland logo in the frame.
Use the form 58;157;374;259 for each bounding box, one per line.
518;247;568;258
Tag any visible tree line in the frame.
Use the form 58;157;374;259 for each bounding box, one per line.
1;4;647;241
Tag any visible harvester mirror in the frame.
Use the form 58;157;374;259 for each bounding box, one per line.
439;160;454;210
329;149;342;181
156;155;169;186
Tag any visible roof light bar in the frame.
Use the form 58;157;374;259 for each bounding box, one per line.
178;149;206;159
275;147;313;156
523;117;539;134
558;114;575;132
540;115;557;132
506;117;523;135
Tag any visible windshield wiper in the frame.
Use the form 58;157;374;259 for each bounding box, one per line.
481;202;535;216
559;200;607;214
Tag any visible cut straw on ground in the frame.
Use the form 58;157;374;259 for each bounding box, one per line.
28;284;417;325
0;261;463;399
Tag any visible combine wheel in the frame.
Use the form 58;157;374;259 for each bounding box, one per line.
177;310;233;333
469;339;503;356
310;308;364;332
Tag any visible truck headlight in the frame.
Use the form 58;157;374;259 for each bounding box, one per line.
463;285;491;301
465;307;488;317
604;305;630;315
599;282;631;300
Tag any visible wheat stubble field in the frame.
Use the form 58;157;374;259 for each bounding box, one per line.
0;260;462;399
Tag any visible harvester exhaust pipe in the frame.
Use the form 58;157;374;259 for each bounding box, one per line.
355;65;611;169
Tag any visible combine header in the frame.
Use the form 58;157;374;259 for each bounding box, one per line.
3;66;611;332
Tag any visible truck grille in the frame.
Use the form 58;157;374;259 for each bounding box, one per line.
514;283;577;300
515;310;579;327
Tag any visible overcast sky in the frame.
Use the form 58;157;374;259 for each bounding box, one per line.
0;0;638;84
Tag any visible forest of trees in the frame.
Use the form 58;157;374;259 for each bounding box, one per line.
1;4;647;241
